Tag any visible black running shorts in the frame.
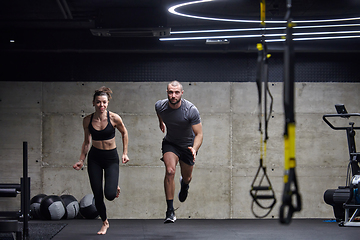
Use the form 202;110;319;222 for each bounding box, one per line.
161;139;195;166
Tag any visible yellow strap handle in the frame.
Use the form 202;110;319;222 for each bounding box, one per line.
284;122;296;183
260;0;266;26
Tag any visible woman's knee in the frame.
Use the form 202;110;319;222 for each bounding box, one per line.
104;184;118;201
104;190;116;201
103;184;117;200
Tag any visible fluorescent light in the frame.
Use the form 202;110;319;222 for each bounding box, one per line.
264;39;284;43
160;34;267;41
294;30;360;36
296;35;360;41
295;17;360;24
168;0;213;13
170;23;360;35
165;1;360;44
169;0;360;24
295;23;360;29
160;33;285;41
169;0;279;24
160;30;360;42
266;35;360;42
171;27;285;34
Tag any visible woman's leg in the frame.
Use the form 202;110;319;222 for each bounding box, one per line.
88;148;119;235
98;151;119;235
104;160;119;201
87;149;107;222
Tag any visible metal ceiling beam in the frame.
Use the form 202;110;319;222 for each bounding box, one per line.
56;0;73;19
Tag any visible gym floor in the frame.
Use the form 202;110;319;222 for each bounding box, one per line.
50;218;359;240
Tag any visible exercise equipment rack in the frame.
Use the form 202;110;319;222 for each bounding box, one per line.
0;142;30;239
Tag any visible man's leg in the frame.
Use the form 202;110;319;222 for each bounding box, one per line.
163;151;179;223
179;161;193;202
179;160;193;185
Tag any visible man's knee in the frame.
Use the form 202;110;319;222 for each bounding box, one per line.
165;167;176;179
163;153;178;179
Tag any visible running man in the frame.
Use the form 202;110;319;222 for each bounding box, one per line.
155;81;203;223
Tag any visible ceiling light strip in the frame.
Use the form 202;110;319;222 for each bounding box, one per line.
171;23;360;35
295;30;360;36
169;1;280;24
266;35;360;42
295;23;360;29
171;27;284;34
160;30;360;41
169;0;360;24
160;34;284;41
160;34;264;41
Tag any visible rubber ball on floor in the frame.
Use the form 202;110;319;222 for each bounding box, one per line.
61;194;80;219
79;194;99;219
30;193;47;219
40;195;66;220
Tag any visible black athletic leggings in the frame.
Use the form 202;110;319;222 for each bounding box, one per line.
87;146;119;222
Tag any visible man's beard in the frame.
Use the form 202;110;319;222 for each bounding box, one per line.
168;97;181;106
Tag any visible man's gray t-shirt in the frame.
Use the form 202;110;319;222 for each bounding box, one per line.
155;99;201;148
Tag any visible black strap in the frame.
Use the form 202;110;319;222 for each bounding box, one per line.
250;159;277;218
250;3;276;217
279;0;302;224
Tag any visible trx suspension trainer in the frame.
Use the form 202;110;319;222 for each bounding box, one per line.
250;0;276;218
279;0;302;224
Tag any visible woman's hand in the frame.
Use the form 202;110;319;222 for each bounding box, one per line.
122;154;130;164
73;160;84;170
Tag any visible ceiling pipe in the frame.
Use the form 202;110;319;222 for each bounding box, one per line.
56;0;73;19
61;0;73;19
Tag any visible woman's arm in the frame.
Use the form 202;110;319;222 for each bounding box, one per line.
113;113;130;164
73;116;91;170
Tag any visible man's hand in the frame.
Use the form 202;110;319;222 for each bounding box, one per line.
159;122;166;133
188;147;197;162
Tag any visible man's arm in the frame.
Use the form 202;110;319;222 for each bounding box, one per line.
157;113;166;133
188;122;203;161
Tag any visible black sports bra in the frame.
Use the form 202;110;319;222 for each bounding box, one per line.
88;111;115;141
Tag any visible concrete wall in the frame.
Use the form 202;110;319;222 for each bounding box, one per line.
1;81;360;219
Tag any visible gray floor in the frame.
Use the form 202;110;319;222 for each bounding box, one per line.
49;218;360;240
